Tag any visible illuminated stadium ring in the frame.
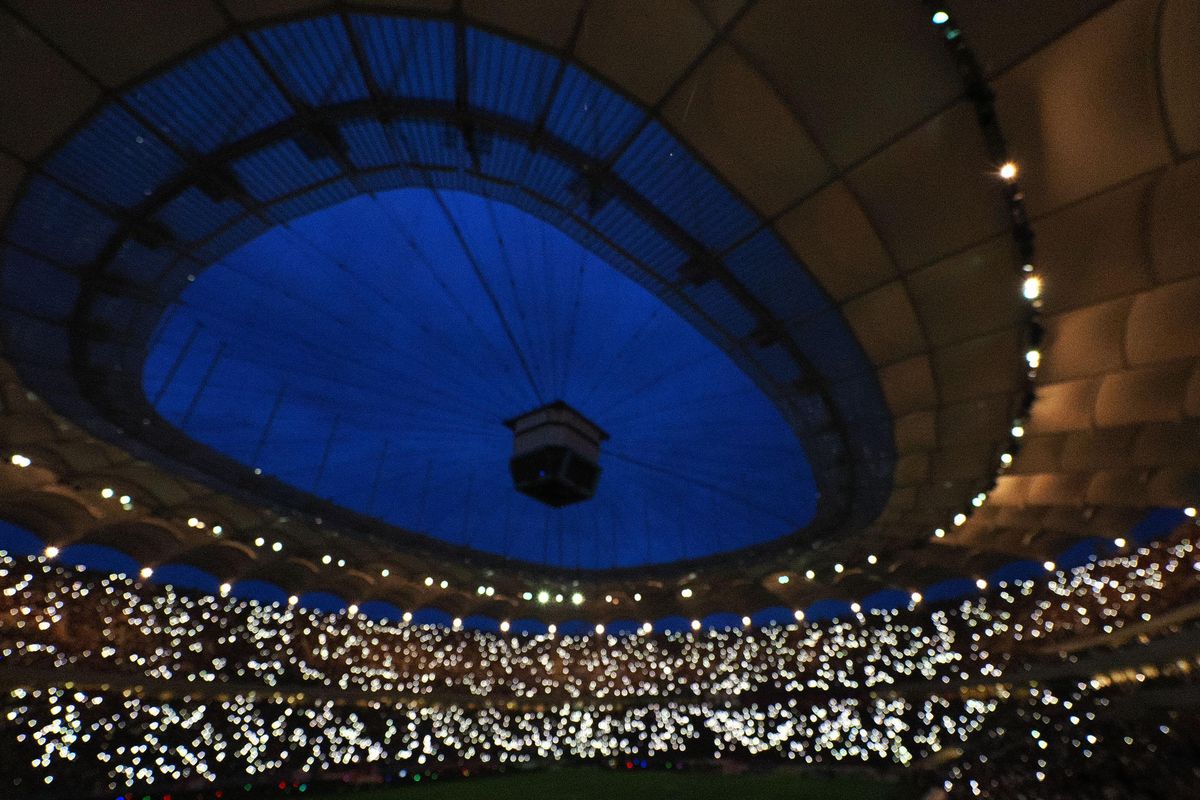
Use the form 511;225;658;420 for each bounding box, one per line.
0;12;894;574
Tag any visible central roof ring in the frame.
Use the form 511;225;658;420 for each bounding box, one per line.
0;12;895;576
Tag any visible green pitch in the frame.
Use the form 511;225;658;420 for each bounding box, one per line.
306;766;918;800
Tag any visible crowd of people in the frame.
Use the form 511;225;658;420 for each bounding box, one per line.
1;526;1198;798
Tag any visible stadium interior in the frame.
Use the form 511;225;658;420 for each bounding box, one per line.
1;1;1199;797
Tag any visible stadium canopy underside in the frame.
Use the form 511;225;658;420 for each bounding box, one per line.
0;0;1198;622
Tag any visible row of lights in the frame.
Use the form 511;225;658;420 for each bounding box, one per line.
916;4;1045;564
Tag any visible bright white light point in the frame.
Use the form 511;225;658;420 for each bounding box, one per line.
347;604;358;615
976;578;987;590
633;593;642;602
139;567;153;579
932;10;949;24
272;541;283;552
9;454;31;468
680;587;693;598
834;563;844;574
219;583;231;595
999;161;1018;180
1011;424;1025;438
742;616;752;627
1113;538;1126;548
254;536;265;547
499;620;510;632
1000;453;1013;466
537;590;550;604
452;617;462;630
211;525;222;534
119;495;131;505
1185;507;1197;518
340;560;348;569
911;592;923;604
850;603;861;614
547;624;557;635
571;592;584;605
381;569;389;577
777;574;790;584
1023;275;1042;300
1043;561;1056;572
100;487;114;499
934;528;946;538
867;554;877;565
805;570;815;580
793;609;805;622
594;624;604;635
424;576;433;586
288;595;299;606
44;546;59;559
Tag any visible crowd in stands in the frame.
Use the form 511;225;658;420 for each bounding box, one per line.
1;527;1198;798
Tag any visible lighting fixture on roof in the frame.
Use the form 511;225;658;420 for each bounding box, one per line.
1043;561;1056;572
504;401;608;507
834;563;844;574
139;567;153;579
547;624;557;636
999;161;1019;180
777;574;790;584
424;576;434;586
381;569;389;577
680;588;693;598
1023;275;1042;300
793;609;805;622
934;528;946;538
441;580;449;589
1114;538;1126;548
272;542;282;552
910;592;923;605
9;454;31;468
954;513;967;526
537;590;550;604
1185;507;1197;518
690;619;701;631
43;546;59;559
1000;453;1013;466
1011;424;1025;438
500;620;510;633
633;593;642;602
347;604;358;616
805;570;815;580
118;495;131;505
1026;349;1041;369
100;488;114;499
452;617;462;630
976;578;988;590
570;592;584;606
867;554;878;565
931;10;950;24
219;583;231;596
741;616;751;627
850;603;861;614
594;624;605;635
255;537;266;547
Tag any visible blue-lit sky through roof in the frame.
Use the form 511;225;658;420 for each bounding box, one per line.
144;189;818;568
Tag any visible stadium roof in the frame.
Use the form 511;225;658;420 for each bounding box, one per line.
0;0;1197;621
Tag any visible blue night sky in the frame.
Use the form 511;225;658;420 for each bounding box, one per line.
143;188;819;569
